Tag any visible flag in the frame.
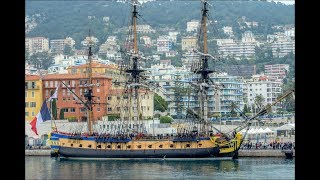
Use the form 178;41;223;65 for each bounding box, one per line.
30;101;51;135
48;84;59;101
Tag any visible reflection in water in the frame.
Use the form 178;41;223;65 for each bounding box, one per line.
25;157;294;179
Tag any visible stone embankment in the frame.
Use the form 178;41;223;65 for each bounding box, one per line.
25;149;294;157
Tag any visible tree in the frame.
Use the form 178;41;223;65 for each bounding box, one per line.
230;102;238;117
160;116;173;124
63;44;74;56
242;104;251;114
59;108;65;119
28;51;54;70
254;95;265;111
51;99;57;120
108;114;120;121
154;93;168;112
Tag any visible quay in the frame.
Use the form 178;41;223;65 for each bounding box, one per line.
25;149;294;157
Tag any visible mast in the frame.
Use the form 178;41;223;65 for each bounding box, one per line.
196;0;213;134
125;0;144;133
85;29;94;134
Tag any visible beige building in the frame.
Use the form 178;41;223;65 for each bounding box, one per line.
108;89;154;120
25;37;49;54
181;36;197;51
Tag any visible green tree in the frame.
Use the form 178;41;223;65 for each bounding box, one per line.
254;94;265;111
63;44;74;56
160;116;173;124
230;102;238;117
108;114;120;121
59;108;65;119
242;104;251;114
154;93;168;112
29;51;54;70
51;99;57;119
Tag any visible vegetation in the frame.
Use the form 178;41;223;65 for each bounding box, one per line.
154;93;168;112
59;108;64;119
26;1;294;48
108;114;120;121
27;51;54;70
160;115;173;124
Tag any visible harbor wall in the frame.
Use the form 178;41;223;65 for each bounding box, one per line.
25;149;294;157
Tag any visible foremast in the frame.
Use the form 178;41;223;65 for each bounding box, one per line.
195;0;213;135
125;0;144;133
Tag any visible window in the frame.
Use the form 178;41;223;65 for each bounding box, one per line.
97;97;100;101
32;111;35;116
117;96;120;100
50;81;53;87
80;108;86;112
108;107;112;111
97;88;100;92
117;107;120;111
55;81;58;87
31;91;35;97
97;107;100;112
25;82;28;89
25;112;29;116
30;102;36;107
63;108;69;113
70;108;76;112
25;102;29;107
96;80;100;83
31;82;36;88
72;80;75;87
45;81;49;87
107;96;111;100
25;91;28;97
62;89;66;96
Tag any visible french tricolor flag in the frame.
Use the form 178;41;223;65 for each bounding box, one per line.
30;101;51;135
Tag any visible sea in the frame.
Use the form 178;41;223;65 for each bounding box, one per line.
25;156;294;179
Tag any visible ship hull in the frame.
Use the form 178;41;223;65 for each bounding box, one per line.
58;146;220;158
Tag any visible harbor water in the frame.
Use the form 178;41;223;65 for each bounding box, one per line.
25;156;294;179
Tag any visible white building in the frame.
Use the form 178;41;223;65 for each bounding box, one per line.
216;38;256;59
241;31;256;43
168;31;179;43
285;27;295;37
157;36;172;52
129;24;156;33
264;64;289;81
140;36;152;46
25;37;49;54
81;36;99;46
187;20;200;32
246;75;283;111
223;26;234;37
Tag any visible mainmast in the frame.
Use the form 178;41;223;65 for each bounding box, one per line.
196;0;213;134
125;0;144;133
85;30;94;134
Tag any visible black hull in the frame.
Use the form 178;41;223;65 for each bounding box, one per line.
58;146;221;158
216;150;238;159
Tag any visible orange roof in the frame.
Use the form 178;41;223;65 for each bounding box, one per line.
68;62;119;70
42;73;112;80
25;74;40;81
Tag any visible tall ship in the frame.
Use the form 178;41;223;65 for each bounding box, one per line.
49;0;293;159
